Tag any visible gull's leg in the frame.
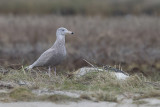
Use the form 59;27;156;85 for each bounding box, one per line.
54;67;56;76
48;66;51;77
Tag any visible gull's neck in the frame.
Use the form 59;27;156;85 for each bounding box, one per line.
52;34;65;48
56;34;65;41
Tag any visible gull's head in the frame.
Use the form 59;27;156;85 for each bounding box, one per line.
56;27;74;36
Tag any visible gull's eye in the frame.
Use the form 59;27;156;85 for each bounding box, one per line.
62;29;65;31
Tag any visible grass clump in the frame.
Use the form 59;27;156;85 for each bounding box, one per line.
79;94;92;100
92;92;117;102
9;87;36;101
39;94;80;102
80;91;117;102
133;100;148;105
8;87;81;102
134;90;160;100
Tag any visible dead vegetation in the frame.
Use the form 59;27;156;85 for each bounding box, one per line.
9;87;36;101
0;15;159;75
0;0;160;16
0;67;159;102
134;90;160;100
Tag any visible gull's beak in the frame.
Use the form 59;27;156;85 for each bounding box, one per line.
67;30;74;35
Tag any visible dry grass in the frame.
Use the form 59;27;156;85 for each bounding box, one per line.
134;90;160;100
0;67;159;102
0;15;159;74
132;100;148;105
80;91;117;102
2;87;80;102
0;0;160;16
9;87;36;101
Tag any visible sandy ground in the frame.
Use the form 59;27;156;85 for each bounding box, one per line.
0;88;160;107
0;99;160;107
0;101;126;107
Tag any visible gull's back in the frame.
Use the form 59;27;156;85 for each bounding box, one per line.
32;47;66;67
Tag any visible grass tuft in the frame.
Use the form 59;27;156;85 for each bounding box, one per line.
133;100;148;105
39;94;80;102
9;87;36;101
134;90;160;100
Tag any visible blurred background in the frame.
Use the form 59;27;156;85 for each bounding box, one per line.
0;0;160;75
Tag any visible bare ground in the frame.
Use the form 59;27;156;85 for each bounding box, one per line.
0;98;160;107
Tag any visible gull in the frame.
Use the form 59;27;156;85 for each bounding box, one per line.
27;27;74;76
